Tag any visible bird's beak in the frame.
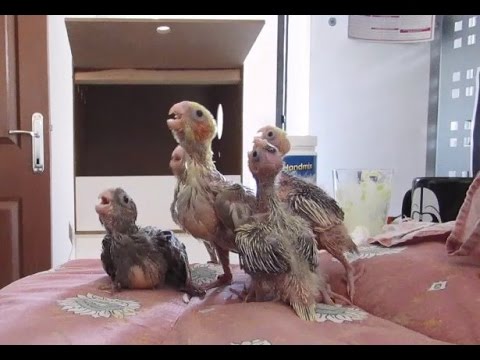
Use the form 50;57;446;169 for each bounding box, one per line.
167;103;186;132
95;189;114;214
168;103;181;117
253;137;269;148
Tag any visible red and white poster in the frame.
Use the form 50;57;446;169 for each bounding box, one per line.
348;15;435;43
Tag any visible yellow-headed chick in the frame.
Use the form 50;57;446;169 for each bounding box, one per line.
166;101;255;291
169;145;219;264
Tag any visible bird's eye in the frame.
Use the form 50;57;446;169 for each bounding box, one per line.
196;110;203;118
252;150;258;158
123;196;129;204
267;131;274;138
266;146;276;153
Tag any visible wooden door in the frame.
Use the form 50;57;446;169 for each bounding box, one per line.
0;15;50;288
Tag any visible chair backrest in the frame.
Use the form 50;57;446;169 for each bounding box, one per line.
401;189;412;219
408;177;473;223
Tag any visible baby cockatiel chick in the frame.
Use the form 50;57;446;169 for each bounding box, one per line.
235;138;341;322
169;145;219;264
96;187;205;298
166;101;255;292
256;125;361;302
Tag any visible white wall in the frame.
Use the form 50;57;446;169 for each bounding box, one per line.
286;15;311;136
309;15;431;215
240;16;278;190
47;15;278;264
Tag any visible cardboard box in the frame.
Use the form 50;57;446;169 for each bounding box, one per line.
65;17;264;232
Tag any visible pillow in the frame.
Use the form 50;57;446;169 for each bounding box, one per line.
164;295;446;345
446;174;480;256
369;220;453;247
319;241;480;344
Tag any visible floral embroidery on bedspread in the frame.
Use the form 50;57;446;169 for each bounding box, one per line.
57;293;140;319
230;339;272;345
332;244;407;264
189;263;223;286
428;280;448;291
315;304;368;323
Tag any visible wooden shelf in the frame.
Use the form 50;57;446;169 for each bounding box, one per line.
75;69;242;85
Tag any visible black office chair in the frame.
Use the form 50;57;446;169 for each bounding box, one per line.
401;177;473;223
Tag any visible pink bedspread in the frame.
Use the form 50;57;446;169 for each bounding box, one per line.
320;241;480;345
1;237;469;345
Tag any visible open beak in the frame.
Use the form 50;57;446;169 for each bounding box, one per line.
167;103;187;133
253;137;267;147
95;189;114;214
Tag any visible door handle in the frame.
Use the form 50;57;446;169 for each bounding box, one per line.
9;113;45;174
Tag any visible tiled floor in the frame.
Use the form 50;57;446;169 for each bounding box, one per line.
74;233;240;265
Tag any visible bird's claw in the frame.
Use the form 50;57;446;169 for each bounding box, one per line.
183;282;206;299
98;283;120;296
229;284;250;302
200;273;233;292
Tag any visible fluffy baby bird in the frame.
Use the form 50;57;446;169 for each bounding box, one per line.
96;187;204;298
235;138;343;321
167;101;255;291
169;145;219;264
256;125;361;302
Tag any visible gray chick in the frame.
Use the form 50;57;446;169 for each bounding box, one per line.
96;187;205;298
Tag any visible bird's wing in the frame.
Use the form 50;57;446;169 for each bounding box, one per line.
100;234;116;279
170;182;181;225
288;177;344;230
235;224;291;274
149;228;189;284
294;227;319;271
215;183;256;231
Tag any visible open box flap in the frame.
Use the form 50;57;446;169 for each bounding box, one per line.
65;17;265;70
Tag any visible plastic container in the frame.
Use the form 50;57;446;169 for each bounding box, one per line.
333;168;394;236
282;135;318;184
